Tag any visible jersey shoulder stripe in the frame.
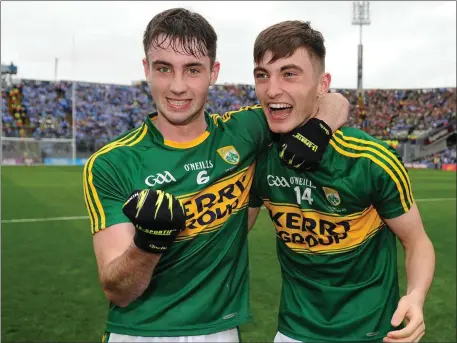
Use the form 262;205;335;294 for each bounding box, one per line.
334;129;413;204
210;105;263;126
83;124;148;234
330;130;413;212
83;125;145;233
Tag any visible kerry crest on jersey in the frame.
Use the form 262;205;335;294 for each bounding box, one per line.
217;146;240;165
322;187;341;206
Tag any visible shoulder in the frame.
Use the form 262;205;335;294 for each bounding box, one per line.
333;126;386;145
329;127;395;157
84;123;149;175
209;105;265;127
329;127;407;181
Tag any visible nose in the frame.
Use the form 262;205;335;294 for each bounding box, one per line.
266;78;283;99
169;74;187;95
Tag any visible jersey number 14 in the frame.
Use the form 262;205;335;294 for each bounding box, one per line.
294;186;314;205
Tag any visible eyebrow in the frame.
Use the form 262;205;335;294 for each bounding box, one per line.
151;60;205;68
253;66;268;74
279;64;303;72
253;64;304;74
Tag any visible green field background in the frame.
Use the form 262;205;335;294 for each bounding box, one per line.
1;167;456;342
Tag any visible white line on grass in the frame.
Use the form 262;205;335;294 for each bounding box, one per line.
415;198;457;202
2;197;455;224
1;216;89;224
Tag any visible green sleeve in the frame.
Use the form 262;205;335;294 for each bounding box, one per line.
370;144;415;219
249;149;270;208
249;189;263;208
215;105;271;152
83;154;131;234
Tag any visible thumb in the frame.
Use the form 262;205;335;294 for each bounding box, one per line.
391;300;409;327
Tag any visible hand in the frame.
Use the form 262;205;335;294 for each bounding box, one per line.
277;118;332;172
383;292;426;343
315;92;349;132
122;189;186;254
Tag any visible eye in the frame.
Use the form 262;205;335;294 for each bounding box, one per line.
188;68;200;75
255;73;268;79
157;67;171;73
284;72;296;77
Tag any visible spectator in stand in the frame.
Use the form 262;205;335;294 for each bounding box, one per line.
2;79;455;161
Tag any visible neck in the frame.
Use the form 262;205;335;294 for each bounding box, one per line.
297;103;319;128
154;111;208;143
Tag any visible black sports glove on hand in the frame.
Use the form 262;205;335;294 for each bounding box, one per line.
122;189;186;254
277;118;332;172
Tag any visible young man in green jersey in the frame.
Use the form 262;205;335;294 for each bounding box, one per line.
248;20;435;343
83;9;349;343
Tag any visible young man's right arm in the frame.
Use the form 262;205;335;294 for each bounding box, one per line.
83;155;173;308
93;223;161;307
83;156;185;307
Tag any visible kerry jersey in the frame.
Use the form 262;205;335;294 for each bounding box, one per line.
251;127;414;342
83;106;269;337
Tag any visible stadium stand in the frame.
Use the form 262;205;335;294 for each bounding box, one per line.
1;79;456;167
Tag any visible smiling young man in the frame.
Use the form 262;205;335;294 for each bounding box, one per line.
249;21;435;343
83;9;349;343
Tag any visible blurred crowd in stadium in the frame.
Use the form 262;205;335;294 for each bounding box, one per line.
2;79;456;163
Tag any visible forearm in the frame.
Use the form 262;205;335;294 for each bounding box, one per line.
403;236;435;305
248;207;261;232
100;243;161;307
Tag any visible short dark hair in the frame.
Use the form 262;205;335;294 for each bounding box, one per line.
143;8;217;65
253;20;326;73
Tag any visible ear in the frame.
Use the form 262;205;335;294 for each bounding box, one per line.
318;72;331;95
210;61;221;86
143;58;151;82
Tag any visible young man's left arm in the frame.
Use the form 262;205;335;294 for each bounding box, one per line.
370;143;435;343
382;203;435;343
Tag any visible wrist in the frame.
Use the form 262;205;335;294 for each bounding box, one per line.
129;240;163;259
406;288;426;306
133;230;169;254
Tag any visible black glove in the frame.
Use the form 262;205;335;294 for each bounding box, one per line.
122;189;186;254
277;118;332;172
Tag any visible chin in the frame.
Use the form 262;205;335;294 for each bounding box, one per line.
163;112;196;126
158;104;197;125
266;119;299;134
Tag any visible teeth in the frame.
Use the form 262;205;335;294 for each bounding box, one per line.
168;100;189;106
269;103;292;109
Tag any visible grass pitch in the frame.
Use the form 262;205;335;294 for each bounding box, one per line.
1;167;456;342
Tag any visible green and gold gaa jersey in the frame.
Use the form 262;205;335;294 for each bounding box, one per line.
251;127;414;342
83;106;269;337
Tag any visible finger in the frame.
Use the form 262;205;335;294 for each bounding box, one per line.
391;302;409;327
387;317;423;339
383;326;425;343
414;331;425;343
410;323;425;343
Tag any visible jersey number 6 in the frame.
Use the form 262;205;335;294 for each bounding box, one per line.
197;170;210;185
